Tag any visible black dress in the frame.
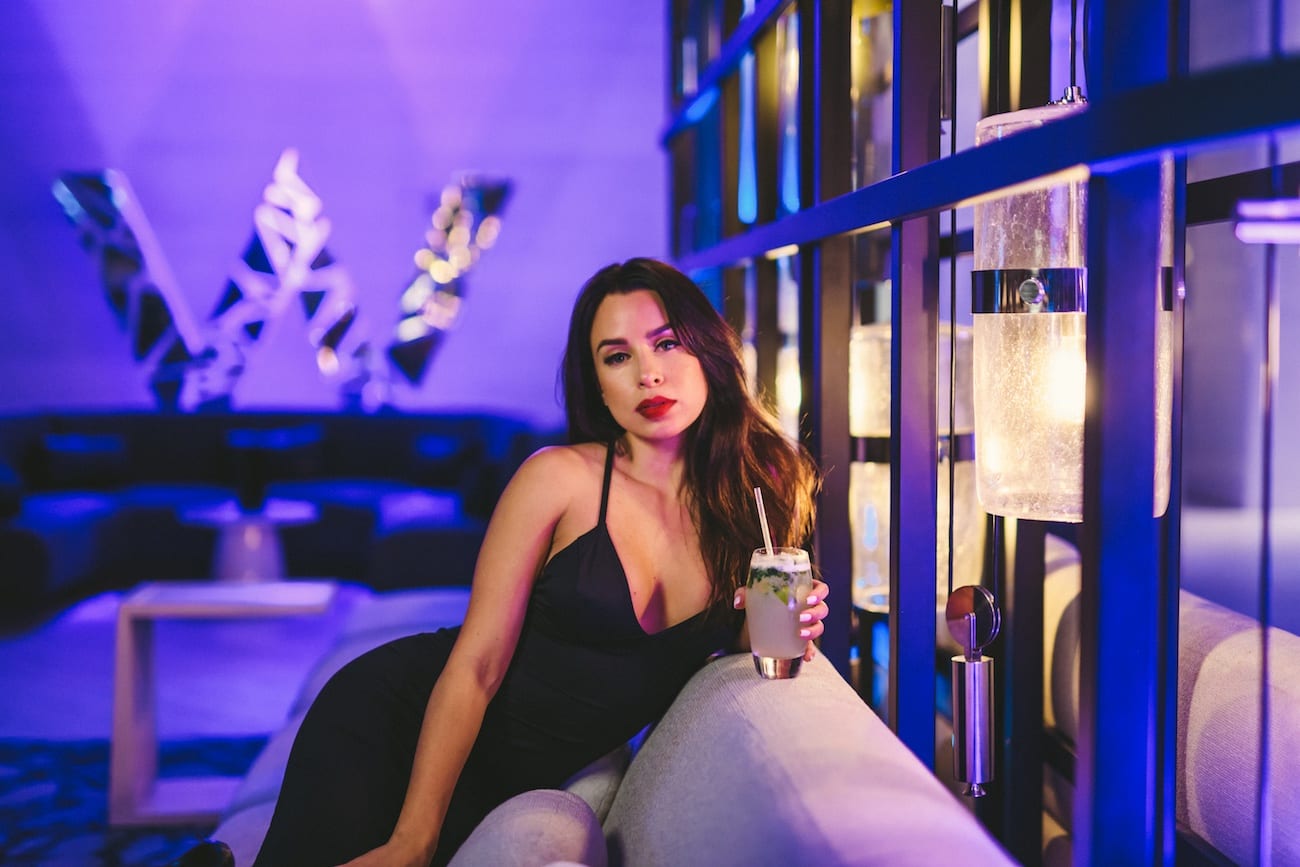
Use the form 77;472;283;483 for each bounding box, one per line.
254;445;739;866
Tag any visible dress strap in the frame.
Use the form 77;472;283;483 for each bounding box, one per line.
598;442;616;525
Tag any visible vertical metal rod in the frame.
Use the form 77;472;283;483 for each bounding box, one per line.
1080;160;1165;867
1157;3;1190;860
1069;0;1079;87
946;0;958;600
1008;520;1045;864
805;237;854;678
1255;206;1277;867
1255;116;1281;867
888;0;940;766
1077;3;1172;862
803;0;854;677
1158;152;1187;867
1254;5;1282;864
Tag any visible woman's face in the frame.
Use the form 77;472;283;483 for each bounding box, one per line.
590;289;708;445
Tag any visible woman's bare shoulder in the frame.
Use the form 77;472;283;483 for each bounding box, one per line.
510;442;606;493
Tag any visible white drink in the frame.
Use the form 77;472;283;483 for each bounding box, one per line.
747;547;813;679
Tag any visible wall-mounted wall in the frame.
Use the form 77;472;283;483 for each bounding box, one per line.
0;0;667;429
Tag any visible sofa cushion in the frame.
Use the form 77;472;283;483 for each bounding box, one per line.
36;432;127;490
1178;592;1300;865
13;492;116;592
603;653;1013;867
561;744;633;824
1043;533;1082;742
365;525;488;590
339;587;473;640
447;789;607;867
0;462;21;519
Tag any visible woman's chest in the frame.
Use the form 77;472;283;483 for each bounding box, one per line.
604;499;711;633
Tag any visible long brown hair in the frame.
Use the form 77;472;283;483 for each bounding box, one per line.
561;258;820;610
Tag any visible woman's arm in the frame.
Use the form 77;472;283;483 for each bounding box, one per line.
342;448;579;867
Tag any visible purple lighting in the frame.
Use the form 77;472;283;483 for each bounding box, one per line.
1;2;666;424
1236;196;1300;245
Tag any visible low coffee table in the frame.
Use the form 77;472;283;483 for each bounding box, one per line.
109;580;336;827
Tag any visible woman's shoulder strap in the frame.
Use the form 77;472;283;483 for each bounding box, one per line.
598;441;616;525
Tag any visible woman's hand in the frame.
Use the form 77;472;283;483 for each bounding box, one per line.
338;834;435;867
732;578;830;661
797;579;829;660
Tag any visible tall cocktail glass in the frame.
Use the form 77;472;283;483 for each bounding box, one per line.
747;546;813;679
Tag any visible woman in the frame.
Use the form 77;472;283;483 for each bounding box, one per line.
252;258;826;866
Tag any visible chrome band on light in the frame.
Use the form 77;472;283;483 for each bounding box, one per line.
851;433;975;464
971;268;1087;314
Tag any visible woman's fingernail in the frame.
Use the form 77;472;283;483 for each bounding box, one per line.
806;595;819;605
799;628;812;639
798;612;812;623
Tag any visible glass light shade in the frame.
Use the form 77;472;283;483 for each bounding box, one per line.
973;307;1173;521
850;459;984;613
850;322;974;437
849;323;984;612
971;104;1173;521
776;345;802;439
1154;308;1173;516
776;8;801;217
850;0;893;190
972;312;1086;521
774;256;802;439
974;104;1088;271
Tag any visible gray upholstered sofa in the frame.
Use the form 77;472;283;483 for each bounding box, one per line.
1039;533;1300;865
213;586;1015;866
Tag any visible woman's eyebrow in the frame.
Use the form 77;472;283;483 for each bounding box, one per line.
595;323;672;352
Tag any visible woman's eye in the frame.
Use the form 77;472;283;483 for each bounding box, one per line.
603;351;630;366
656;338;680;351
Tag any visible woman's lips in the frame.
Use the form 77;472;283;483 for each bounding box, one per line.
636;398;676;420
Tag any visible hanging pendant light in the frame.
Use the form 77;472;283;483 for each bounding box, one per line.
969;95;1173;522
970;97;1089;522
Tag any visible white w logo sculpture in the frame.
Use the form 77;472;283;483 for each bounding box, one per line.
53;149;510;411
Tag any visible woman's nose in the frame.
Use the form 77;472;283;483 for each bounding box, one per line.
639;364;664;387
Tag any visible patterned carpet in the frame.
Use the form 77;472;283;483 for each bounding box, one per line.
0;736;266;866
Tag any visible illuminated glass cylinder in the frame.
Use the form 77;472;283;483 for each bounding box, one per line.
1154;158;1175;518
849;323;984;613
775;8;801;217
774;256;802;439
971;104;1172;522
850;0;893;190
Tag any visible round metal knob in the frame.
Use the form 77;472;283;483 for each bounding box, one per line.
945;584;1001;658
1018;277;1046;307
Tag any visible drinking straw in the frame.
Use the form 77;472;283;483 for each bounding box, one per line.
754;486;774;556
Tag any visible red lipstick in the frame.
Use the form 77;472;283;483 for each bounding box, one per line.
636;397;676;420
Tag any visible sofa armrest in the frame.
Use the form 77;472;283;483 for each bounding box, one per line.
603;654;1014;867
1040;530;1300;865
1177;591;1300;865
